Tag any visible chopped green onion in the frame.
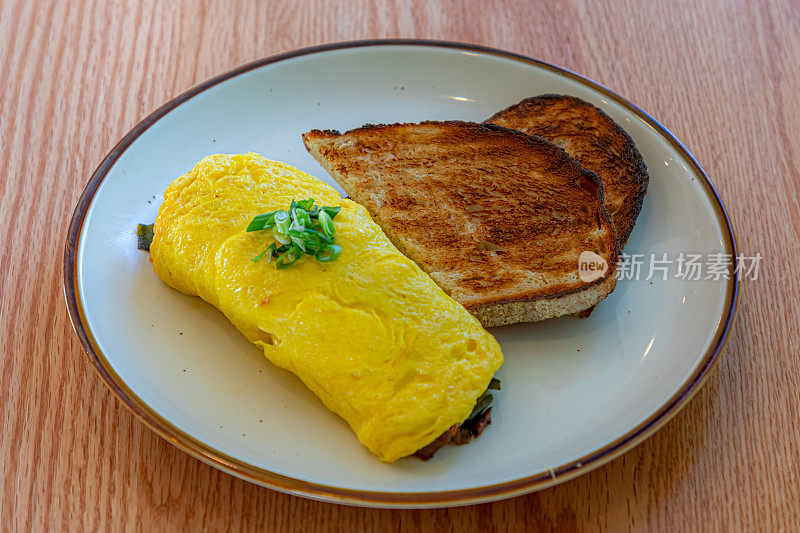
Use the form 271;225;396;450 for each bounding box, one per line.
276;243;303;269
322;206;341;219
274;211;289;227
273;229;291;245
296;198;316;211
246;199;342;269
318;209;335;238
310;228;332;246
315;244;342;262
488;377;501;391
288;228;323;253
317;231;335;245
295;208;312;228
246;210;281;232
289;230;307;251
272;211;291;244
251;243;276;262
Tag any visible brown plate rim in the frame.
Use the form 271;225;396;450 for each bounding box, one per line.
63;38;739;508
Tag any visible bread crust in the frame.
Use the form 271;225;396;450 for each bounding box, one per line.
488;94;649;249
470;275;616;327
303;121;618;326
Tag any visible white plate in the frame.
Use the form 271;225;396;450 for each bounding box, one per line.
64;40;738;508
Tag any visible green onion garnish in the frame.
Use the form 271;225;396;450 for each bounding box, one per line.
246;210;280;232
295;198;316;211
251;243;276;263
248;198;343;267
295;208;312;228
276;244;302;269
317;209;335;238
315;244;342;262
272;211;291;245
322;206;341;219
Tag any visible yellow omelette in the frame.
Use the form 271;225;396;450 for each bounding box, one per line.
149;153;503;462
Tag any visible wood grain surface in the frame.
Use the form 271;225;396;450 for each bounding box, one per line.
1;0;798;530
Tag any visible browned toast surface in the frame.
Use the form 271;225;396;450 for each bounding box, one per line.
303;121;618;325
487;94;648;249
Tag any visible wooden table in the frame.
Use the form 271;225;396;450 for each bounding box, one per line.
2;0;798;530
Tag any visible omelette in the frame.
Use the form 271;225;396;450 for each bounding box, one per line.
149;153;503;463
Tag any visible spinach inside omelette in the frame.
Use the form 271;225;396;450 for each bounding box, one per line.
148;153;503;462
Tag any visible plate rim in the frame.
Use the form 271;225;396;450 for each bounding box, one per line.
63;38;740;508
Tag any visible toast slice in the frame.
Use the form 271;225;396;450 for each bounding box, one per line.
487;94;648;249
303;121;618;327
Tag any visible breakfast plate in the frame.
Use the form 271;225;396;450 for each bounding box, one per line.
64;40;738;507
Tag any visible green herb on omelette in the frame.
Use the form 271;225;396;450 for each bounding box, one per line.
248;198;342;267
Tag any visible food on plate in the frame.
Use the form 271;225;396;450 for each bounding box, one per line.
303;121;618;327
487;94;649;249
147;153;503;462
136;223;155;251
416;376;500;460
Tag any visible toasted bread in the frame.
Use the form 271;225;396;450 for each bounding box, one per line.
303;121;618;327
487;94;648;249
